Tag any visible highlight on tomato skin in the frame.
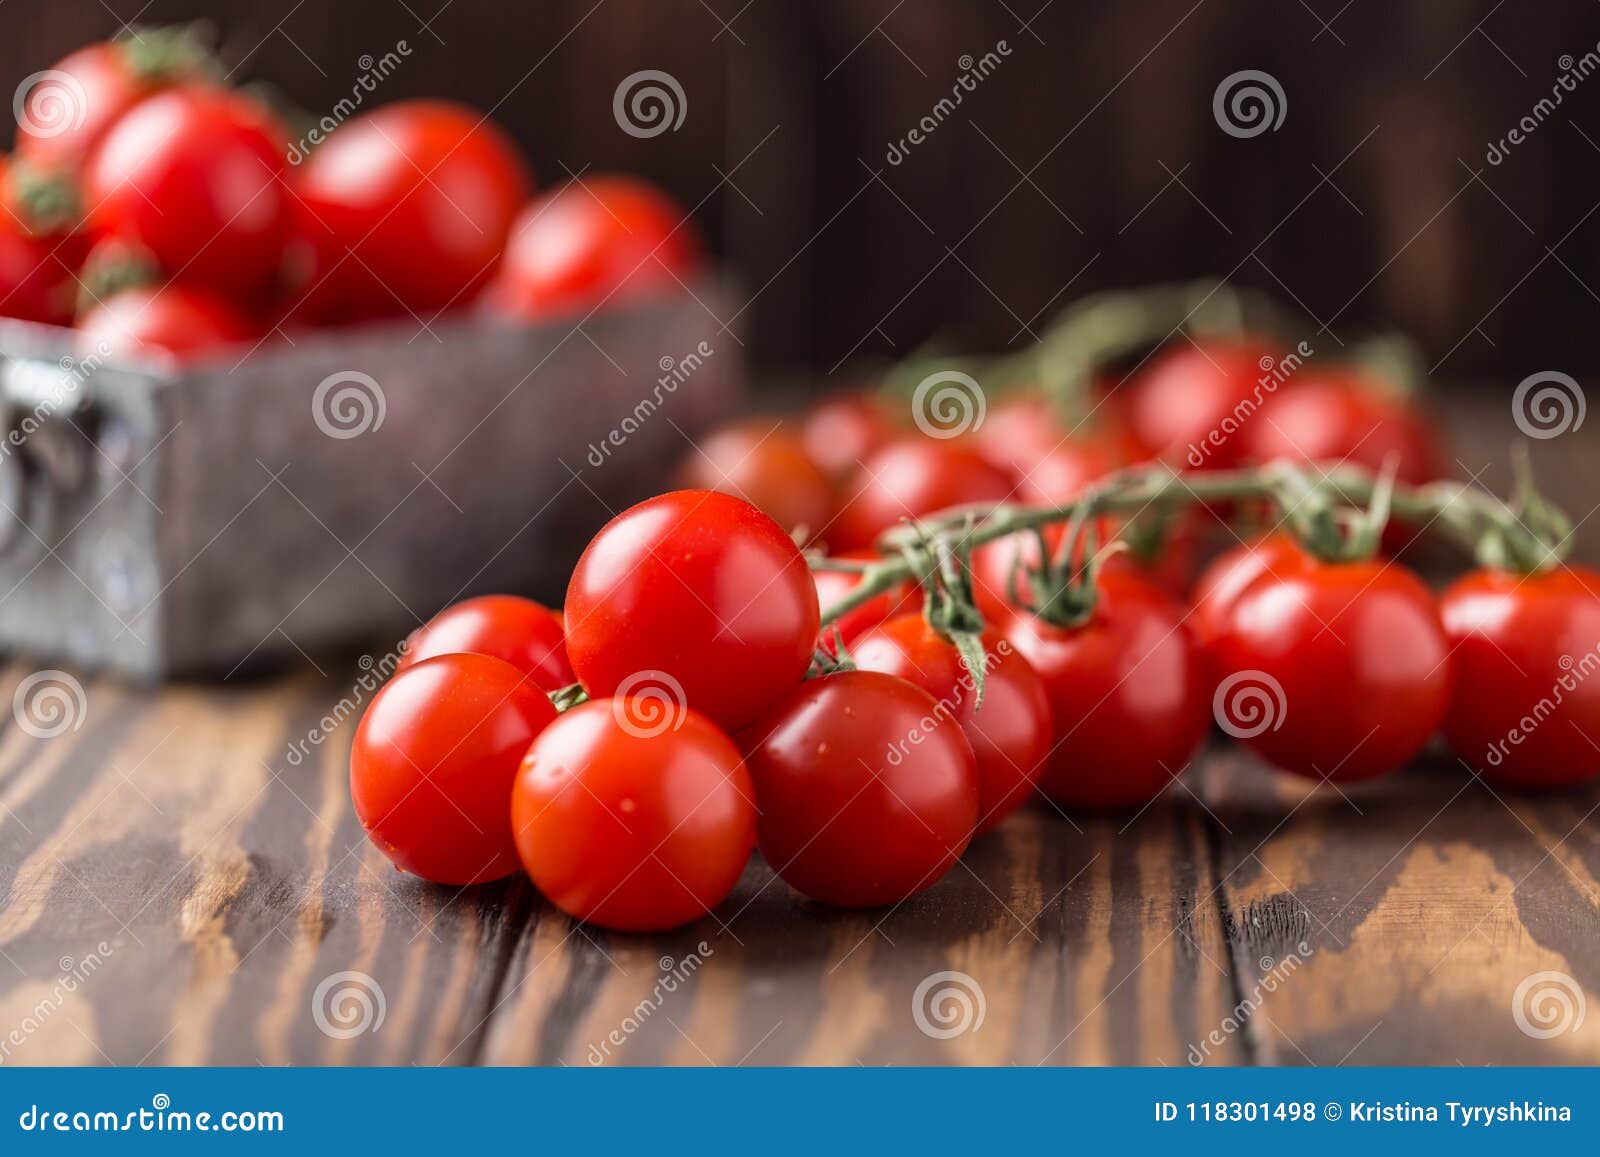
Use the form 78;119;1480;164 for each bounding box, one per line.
830;438;1013;552
512;698;756;932
740;669;979;909
674;418;835;542
564;490;820;733
397;595;573;693
349;653;558;886
76;283;261;365
1439;566;1600;791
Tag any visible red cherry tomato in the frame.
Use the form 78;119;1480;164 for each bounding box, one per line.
1003;571;1209;809
973;393;1067;475
852;616;1051;833
800;392;899;479
85;87;289;298
812;550;921;644
77;283;258;364
0;210;76;325
349;653;557;884
295;100;532;322
15;34;208;171
485;175;700;319
512;699;755;931
1241;371;1443;485
1189;533;1310;656
1011;437;1120;504
970;515;1192;618
676;419;834;539
1121;339;1279;468
1439;566;1600;790
565;490;819;731
1208;557;1450;781
398;595;572;692
742;670;978;907
833;438;1012;551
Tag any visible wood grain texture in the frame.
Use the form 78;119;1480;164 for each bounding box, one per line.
0;391;1596;1066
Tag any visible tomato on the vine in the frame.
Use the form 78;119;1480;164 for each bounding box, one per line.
1002;570;1209;809
349;653;557;885
1207;556;1451;781
85;87;289;298
398;595;572;692
742;670;978;907
485;175;700;320
1439;566;1600;790
973;393;1069;475
78;284;258;364
512;699;756;931
1189;532;1310;655
1121;339;1278;468
564;490;819;731
832;438;1012;551
0;204;78;325
800;392;899;479
294;100;532;322
1242;370;1443;485
675;419;834;539
812;550;921;644
852;616;1051;833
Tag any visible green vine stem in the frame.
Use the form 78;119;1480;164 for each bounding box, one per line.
814;461;1571;628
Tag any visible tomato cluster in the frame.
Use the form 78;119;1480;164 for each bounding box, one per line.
1;27;703;364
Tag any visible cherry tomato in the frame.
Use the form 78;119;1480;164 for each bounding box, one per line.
1003;571;1209;809
85;87;289;298
512;698;755;931
1207;557;1450;781
485;175;700;319
1121;339;1279;468
675;418;834;539
0;207;77;325
295;100;532;322
812;550;920;644
852;616;1051;833
350;653;557;885
565;490;819;731
1439;566;1600;790
1011;437;1120;504
1241;370;1443;485
742;670;978;907
973;393;1067;475
398;595;572;692
970;516;1191;618
77;283;257;364
833;438;1012;551
1189;533;1310;656
800;392;899;479
15;32;209;171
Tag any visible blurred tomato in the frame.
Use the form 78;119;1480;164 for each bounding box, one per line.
294;100;532;322
0;169;80;325
1012;438;1120;504
800;392;899;479
973;393;1067;475
86;87;289;299
1241;370;1443;484
398;595;572;692
78;284;257;364
832;438;1012;551
15;31;211;171
485;175;700;319
1121;339;1282;468
675;419;834;539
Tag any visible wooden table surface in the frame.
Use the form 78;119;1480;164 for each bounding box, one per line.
1;391;1597;1067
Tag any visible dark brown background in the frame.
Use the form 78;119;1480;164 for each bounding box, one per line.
4;0;1599;383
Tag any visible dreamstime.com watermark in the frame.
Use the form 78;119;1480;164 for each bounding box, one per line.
1511;970;1586;1040
1486;45;1600;166
286;42;413;164
586;943;713;1064
613;70;686;138
285;646;406;766
1213;669;1288;740
611;670;689;738
312;970;386;1039
1187;942;1313;1064
912;970;986;1039
884;642;1011;767
17;1095;283;1134
1511;370;1584;440
586;340;714;467
12;669;88;739
313;370;387;439
885;40;1012;165
911;369;985;439
1482;641;1600;770
1213;70;1287;138
1186;341;1312;467
0;941;117;1065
